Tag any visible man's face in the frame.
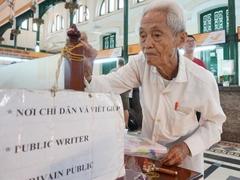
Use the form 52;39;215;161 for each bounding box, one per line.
183;37;196;52
139;10;182;68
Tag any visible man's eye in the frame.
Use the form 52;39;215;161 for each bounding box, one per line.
153;32;162;38
152;32;162;41
140;32;146;40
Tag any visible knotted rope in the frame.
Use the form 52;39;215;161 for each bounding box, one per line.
51;42;85;96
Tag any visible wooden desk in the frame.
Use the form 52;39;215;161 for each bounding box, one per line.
122;155;203;180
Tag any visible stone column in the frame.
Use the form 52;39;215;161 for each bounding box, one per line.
11;18;20;48
33;3;44;51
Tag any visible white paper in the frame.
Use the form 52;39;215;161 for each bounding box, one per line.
0;89;125;180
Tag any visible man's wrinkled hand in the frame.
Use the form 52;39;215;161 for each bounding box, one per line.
81;40;97;82
81;40;97;60
160;142;190;166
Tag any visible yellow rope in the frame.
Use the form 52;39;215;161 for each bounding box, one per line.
62;42;85;62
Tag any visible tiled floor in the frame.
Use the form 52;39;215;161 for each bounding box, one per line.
204;141;240;180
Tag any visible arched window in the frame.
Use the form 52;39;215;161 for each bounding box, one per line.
118;0;123;9
109;0;115;12
73;5;89;23
99;0;124;16
21;19;29;30
61;16;64;29
102;33;116;49
79;5;89;22
54;15;64;31
51;22;56;32
32;22;38;32
100;0;106;16
56;15;61;31
73;10;79;24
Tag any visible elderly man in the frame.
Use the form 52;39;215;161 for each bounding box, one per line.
82;0;226;174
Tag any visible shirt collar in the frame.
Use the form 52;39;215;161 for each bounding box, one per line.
149;53;188;83
175;54;188;83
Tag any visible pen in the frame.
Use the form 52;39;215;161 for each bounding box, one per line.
174;101;179;110
155;167;178;176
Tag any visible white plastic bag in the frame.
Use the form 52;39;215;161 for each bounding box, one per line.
124;134;168;160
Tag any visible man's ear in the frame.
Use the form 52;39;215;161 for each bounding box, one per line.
176;31;187;48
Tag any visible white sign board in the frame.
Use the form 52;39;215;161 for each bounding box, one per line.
194;30;226;46
0;89;125;180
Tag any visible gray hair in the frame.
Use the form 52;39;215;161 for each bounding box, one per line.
142;0;186;33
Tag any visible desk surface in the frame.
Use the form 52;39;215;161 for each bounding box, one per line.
123;155;202;180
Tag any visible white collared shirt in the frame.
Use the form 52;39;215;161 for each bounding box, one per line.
86;53;226;172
